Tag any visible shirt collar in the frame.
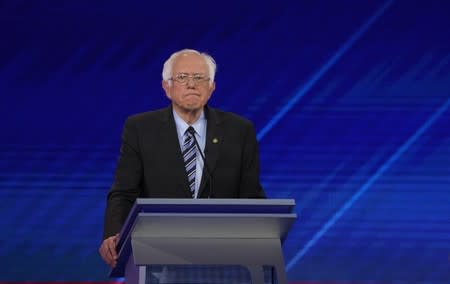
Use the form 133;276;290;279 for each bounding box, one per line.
172;109;206;138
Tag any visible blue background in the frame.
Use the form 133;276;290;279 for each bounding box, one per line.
1;0;449;283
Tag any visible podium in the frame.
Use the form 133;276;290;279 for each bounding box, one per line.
110;198;297;284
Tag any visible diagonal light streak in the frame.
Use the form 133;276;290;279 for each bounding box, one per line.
257;0;395;141
286;96;450;271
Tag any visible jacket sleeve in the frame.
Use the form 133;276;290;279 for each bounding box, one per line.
239;121;266;198
103;117;143;239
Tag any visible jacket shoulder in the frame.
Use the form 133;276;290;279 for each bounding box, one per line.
125;107;169;126
211;108;253;127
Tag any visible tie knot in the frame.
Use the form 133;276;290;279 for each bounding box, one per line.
186;126;196;136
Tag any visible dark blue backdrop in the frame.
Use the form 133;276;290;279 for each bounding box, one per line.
1;0;449;283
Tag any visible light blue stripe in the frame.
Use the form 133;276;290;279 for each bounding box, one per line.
257;0;395;141
286;96;450;271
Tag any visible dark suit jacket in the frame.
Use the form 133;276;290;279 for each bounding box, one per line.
103;106;265;238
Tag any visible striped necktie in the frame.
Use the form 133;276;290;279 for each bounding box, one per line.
182;127;197;197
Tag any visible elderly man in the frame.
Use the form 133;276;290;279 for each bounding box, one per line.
99;49;265;267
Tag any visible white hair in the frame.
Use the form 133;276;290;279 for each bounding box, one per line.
162;49;216;86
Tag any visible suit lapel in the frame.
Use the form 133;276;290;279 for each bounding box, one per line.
158;106;192;198
198;107;222;198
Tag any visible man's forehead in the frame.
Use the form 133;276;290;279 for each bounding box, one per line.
173;53;207;68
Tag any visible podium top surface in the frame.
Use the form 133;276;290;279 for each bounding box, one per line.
133;198;295;212
135;198;295;205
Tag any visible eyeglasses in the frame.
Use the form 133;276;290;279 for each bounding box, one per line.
169;73;210;85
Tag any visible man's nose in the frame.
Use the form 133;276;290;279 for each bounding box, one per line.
186;78;196;88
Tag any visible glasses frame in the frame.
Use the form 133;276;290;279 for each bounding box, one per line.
169;73;211;85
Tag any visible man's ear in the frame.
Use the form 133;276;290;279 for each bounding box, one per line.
162;80;171;99
208;81;216;98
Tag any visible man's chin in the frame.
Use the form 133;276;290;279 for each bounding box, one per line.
179;104;204;112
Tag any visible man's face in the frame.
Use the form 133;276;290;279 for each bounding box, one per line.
162;53;215;114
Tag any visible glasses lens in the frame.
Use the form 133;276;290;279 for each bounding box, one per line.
173;73;209;84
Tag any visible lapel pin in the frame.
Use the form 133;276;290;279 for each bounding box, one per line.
212;138;219;144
